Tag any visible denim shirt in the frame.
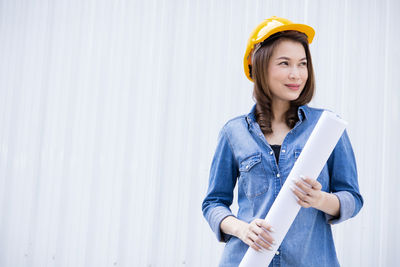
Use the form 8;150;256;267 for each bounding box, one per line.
202;104;363;267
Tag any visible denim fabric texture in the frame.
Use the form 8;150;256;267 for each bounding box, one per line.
202;104;364;267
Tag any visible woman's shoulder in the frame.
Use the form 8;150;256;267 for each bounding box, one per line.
222;104;257;129
217;113;251;138
221;114;247;131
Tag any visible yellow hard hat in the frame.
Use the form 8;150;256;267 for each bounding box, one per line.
244;16;315;82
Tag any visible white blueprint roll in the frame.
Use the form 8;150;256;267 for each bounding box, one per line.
239;111;347;267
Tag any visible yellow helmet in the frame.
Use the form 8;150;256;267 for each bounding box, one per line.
244;16;315;82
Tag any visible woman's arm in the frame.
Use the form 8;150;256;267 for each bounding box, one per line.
316;191;340;217
202;127;239;242
291;130;363;221
291;176;340;217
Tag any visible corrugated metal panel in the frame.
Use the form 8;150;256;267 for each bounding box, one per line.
0;0;398;266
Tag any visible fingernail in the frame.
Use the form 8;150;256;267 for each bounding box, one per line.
300;175;306;180
269;227;275;232
267;246;273;251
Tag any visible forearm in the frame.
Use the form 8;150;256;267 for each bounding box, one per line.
315;192;340;217
220;215;247;238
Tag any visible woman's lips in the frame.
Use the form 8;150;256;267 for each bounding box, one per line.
285;84;300;90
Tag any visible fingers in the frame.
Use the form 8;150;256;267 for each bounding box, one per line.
255;219;275;233
302;175;322;190
295;179;313;196
291;175;323;208
291;186;312;207
295;176;322;196
254;222;276;247
243;233;261;251
248;231;272;251
259;229;276;246
292;182;312;200
296;197;311;208
247;219;276;251
299;175;322;190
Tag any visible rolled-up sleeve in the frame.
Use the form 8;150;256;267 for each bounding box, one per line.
202;126;239;242
325;130;364;224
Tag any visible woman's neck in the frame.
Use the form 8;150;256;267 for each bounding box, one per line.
271;99;290;123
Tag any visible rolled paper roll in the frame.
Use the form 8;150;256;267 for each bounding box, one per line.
239;111;347;267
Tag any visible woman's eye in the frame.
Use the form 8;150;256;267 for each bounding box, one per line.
279;61;289;66
300;62;307;66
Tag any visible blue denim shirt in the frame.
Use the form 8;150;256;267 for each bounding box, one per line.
202;104;363;267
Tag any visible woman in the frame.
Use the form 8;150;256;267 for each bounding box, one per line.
202;16;363;267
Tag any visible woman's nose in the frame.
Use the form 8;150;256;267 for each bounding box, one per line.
289;67;300;80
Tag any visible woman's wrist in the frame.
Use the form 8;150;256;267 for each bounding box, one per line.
313;191;325;210
314;192;340;217
220;216;247;239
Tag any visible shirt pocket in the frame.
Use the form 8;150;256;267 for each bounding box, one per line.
239;153;268;199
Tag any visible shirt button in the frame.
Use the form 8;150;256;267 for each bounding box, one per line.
276;173;280;178
275;251;280;255
246;165;249;169
281;149;285;153
269;151;273;155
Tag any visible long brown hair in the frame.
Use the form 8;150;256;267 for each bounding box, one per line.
250;30;315;135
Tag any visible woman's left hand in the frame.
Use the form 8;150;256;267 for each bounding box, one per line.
291;175;324;209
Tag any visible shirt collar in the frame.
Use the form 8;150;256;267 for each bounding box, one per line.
246;104;257;126
297;105;308;121
246;104;308;127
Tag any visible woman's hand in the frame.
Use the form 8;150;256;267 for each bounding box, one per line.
291;175;324;209
237;218;276;252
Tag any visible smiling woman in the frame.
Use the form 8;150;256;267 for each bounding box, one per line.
202;16;363;267
251;30;315;139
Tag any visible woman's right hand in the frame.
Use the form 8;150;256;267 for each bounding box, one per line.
237;219;276;251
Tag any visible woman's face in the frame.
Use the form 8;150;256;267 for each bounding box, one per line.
267;39;308;103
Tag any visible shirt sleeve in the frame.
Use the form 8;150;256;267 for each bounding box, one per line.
325;130;364;224
202;126;239;242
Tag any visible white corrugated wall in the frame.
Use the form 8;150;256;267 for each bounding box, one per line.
0;0;398;266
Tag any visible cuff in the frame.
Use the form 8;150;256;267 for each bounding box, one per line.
209;205;235;242
325;191;355;225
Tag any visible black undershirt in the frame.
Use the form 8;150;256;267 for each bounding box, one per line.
270;145;281;165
